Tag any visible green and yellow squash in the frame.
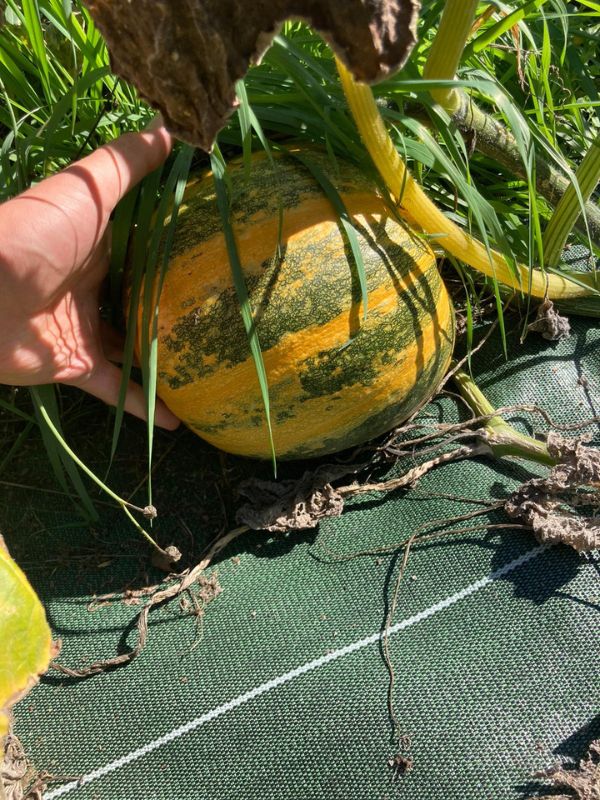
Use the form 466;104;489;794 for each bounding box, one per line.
142;150;455;460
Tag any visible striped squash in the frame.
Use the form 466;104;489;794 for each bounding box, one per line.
143;150;455;460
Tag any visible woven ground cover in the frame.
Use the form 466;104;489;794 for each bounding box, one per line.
3;314;599;800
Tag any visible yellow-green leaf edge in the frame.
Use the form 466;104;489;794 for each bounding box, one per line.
0;538;53;752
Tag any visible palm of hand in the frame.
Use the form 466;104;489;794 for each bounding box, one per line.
0;125;179;430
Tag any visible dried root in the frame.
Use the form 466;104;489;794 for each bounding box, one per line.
50;402;599;681
238;418;599;554
50;529;242;678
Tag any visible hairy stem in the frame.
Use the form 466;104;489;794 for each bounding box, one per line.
423;0;478;113
451;368;555;466
336;58;599;301
420;0;600;250
453;100;600;249
416;0;600;251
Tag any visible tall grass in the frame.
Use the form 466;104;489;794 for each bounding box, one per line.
0;0;598;528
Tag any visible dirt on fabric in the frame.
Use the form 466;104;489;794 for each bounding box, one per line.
527;739;600;800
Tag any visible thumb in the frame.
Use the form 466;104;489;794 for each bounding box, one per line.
70;360;181;430
17;117;175;243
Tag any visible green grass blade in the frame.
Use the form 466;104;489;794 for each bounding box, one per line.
30;385;99;521
30;387;165;552
41;65;111;170
108;183;142;327
464;0;550;58
281;147;369;320
109;166;164;463
235;78;253;178
247;105;276;166
139;144;194;504
210;144;277;472
0;421;35;477
544;134;600;267
0;397;35;424
21;0;53;103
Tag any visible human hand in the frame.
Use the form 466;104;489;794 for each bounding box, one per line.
0;118;180;429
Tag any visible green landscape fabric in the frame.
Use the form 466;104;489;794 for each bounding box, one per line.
3;313;600;800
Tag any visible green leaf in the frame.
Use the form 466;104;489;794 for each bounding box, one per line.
281;147;369;320
0;539;53;746
235;78;253;178
139;144;194;503
210;145;277;473
110;166;164;462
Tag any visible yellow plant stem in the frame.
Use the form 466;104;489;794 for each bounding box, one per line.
544;133;600;267
336;58;598;301
423;0;478;112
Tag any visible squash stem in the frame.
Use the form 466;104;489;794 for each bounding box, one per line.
422;0;478;113
451;368;555;467
422;2;600;250
336;58;599;302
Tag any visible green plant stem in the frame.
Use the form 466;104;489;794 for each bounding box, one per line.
453;100;600;249
451;368;555;466
423;0;479;113
405;99;600;247
420;0;600;250
543;133;600;266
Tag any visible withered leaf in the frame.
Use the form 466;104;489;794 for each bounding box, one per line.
236;470;347;533
528;739;600;800
84;0;420;149
505;433;600;553
528;299;571;341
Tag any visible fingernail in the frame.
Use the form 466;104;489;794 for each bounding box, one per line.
144;112;165;132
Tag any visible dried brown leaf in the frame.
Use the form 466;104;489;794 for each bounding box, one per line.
528;299;571;342
236;466;355;532
505;433;600;552
84;0;420;149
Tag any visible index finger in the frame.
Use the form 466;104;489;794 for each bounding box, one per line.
22;116;174;223
70;116;174;211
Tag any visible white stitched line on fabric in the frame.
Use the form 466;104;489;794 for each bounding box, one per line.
45;544;546;799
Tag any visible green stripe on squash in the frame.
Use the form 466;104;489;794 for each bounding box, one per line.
140;150;455;460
